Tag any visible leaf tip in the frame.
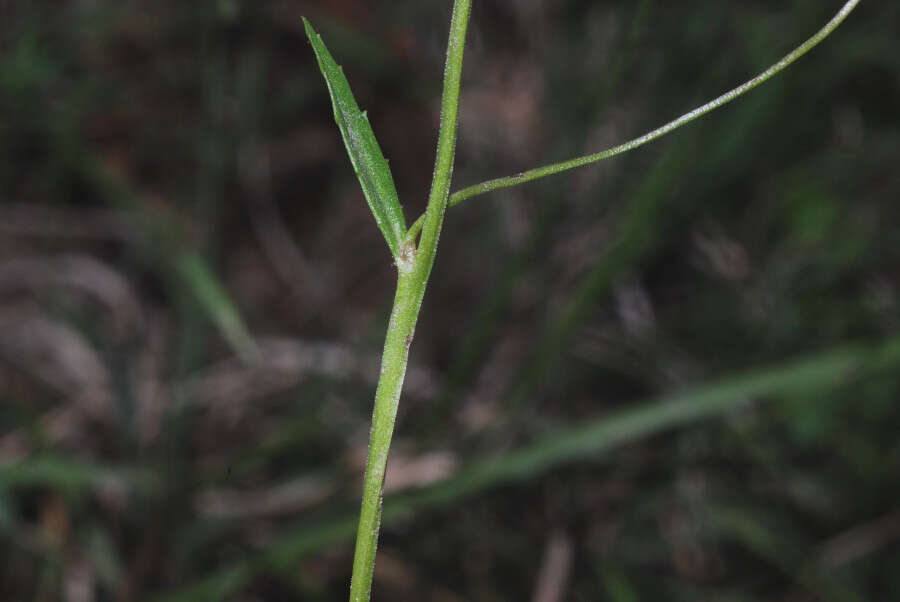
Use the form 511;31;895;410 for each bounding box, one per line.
301;17;317;41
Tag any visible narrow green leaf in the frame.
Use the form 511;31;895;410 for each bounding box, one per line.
302;18;406;258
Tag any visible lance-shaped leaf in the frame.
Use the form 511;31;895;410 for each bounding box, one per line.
303;18;407;258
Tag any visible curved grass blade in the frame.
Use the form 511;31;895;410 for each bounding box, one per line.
303;18;407;258
149;335;900;602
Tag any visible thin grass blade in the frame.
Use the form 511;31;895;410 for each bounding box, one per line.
176;252;259;362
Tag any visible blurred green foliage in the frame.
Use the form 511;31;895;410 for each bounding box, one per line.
1;1;898;601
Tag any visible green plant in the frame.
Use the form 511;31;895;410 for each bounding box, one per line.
303;1;861;600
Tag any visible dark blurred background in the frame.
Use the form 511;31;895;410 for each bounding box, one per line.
1;0;899;600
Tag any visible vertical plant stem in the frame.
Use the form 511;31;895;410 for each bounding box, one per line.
348;1;472;601
412;0;472;290
348;262;418;602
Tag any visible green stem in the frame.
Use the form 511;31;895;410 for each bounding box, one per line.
347;262;418;602
348;1;472;600
440;0;860;209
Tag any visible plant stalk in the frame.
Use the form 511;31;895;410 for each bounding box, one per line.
347;260;418;602
348;1;472;600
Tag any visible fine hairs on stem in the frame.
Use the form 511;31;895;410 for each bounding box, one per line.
303;1;861;600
